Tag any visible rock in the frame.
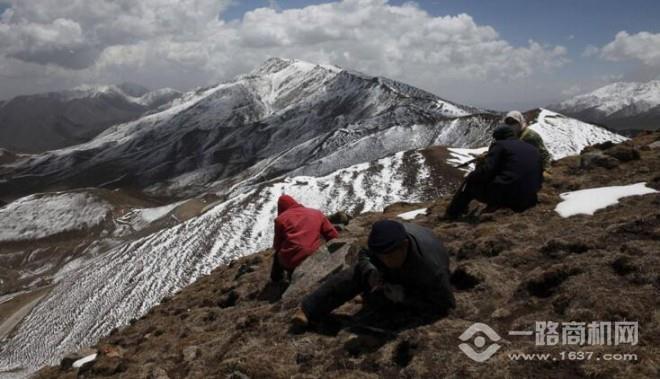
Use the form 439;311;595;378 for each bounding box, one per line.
580;141;614;155
328;211;351;225
604;145;640;162
648;140;660;149
59;348;96;370
282;240;356;302
182;345;200;362
580;151;619;170
343;223;365;235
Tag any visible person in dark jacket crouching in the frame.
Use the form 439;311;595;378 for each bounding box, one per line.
291;220;455;327
444;125;543;220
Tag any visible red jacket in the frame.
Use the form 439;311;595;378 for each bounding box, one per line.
273;195;339;270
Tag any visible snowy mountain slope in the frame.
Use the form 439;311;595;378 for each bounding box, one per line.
0;149;462;377
0;58;482;200
1;59;625;201
550;80;660;131
528;108;628;159
0;84;182;154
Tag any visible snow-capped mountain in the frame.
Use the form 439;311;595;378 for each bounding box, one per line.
0;58;628;377
0;58;624;201
0;84;182;154
550;80;660;132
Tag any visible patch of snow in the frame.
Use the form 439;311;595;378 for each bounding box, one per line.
555;182;658;218
447;147;488;173
530;109;627;160
0;192;112;242
72;353;97;368
138;202;184;223
114;201;184;235
397;208;428;220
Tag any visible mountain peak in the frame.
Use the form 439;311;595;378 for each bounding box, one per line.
249;57;342;77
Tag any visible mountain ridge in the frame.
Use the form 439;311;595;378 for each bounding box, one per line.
0;84;182;154
550;80;660;132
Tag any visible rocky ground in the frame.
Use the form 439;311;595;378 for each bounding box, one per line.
35;132;660;379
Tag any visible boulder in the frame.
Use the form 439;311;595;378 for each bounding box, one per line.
648;140;660;150
328;211;351;225
603;144;640;162
281;238;357;303
580;151;619;170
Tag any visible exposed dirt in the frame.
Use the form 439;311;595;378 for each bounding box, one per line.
35;132;660;379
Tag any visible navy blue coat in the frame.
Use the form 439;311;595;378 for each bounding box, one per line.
473;138;543;211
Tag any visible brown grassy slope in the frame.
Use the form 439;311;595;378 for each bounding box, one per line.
37;133;660;379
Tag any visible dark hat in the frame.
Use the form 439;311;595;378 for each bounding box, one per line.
493;125;516;141
368;220;407;254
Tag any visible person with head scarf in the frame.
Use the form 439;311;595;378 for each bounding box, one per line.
270;194;339;282
291;220;455;328
504;110;552;169
444;124;543;219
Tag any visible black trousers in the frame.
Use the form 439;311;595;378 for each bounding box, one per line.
270;253;292;282
446;172;494;217
301;267;392;321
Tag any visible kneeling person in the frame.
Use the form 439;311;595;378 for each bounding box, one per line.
293;220;455;326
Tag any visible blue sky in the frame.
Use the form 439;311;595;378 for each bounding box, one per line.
1;0;658;109
224;0;659;81
225;0;660;47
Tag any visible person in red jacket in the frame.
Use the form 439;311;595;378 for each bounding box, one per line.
271;194;339;282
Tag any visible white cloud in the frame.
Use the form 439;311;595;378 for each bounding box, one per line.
0;0;569;108
561;85;582;97
599;31;660;67
582;45;599;57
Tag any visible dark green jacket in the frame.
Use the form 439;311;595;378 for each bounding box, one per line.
520;128;551;169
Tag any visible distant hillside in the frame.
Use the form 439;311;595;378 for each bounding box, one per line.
0;84;181;153
550;81;660;132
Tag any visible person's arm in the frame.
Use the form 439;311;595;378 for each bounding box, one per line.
355;248;381;289
472;143;503;183
320;215;339;241
523;131;552;169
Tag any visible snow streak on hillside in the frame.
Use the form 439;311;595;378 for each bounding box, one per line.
530;109;627;159
0;151;437;376
0;193;111;243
